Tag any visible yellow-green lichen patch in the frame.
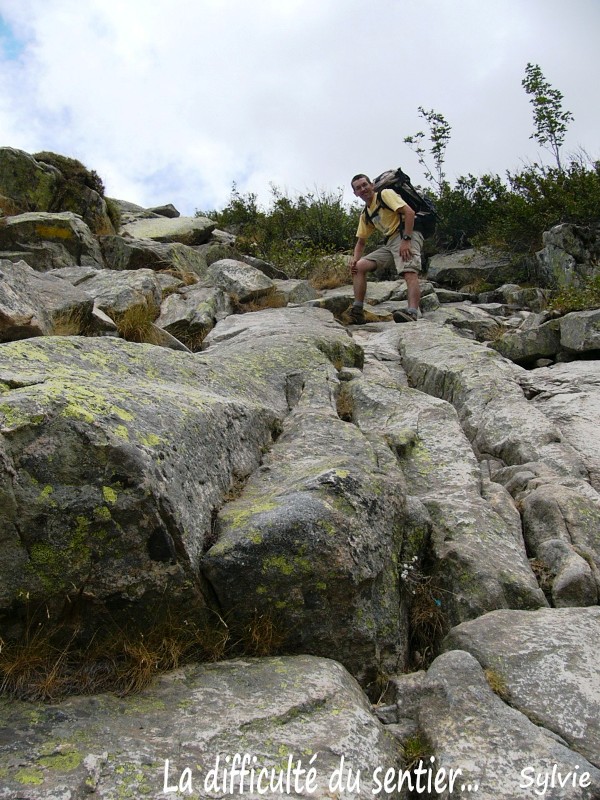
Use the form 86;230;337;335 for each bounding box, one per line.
261;553;312;577
35;225;73;240
38;748;83;772
15;767;44;785
27;515;95;590
102;486;118;505
140;433;162;447
114;425;130;440
94;505;112;521
0;401;46;431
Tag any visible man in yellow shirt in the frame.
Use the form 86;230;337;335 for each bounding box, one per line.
348;173;422;325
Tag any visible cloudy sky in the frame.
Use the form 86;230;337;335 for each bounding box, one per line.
0;0;598;216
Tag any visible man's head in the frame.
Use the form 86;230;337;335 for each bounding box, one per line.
351;174;375;203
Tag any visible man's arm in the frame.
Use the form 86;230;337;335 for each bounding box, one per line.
399;205;416;261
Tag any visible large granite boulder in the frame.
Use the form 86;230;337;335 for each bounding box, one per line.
344;331;546;627
0;259;94;340
120;214;216;245
0;655;403;800
417;649;600;800
427;248;519;289
0;211;105;271
535;223;600;288
443;607;600;769
99;234;210;277
0;147;60;214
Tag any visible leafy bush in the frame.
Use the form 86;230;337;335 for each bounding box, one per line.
480;158;600;254
431;157;600;257
33;151;106;196
434;173;509;250
201;184;357;277
548;273;600;313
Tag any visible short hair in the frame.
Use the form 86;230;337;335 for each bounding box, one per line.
351;173;371;187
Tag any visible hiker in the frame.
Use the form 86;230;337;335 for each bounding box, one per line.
348;173;422;325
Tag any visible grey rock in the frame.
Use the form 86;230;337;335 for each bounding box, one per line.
74;267;163;317
395;321;587;477
424;303;505;341
0;655;402;800
418;649;600;799
0;146;60;213
525;361;600;491
535;223;600;288
490;318;561;364
156;285;232;349
0;211;105;270
559;309;600;352
204;258;276;303
239;253;289;279
146;203;180;218
99;234;209;277
427;248;518;289
273;278;321;304
121;214;216;245
202;361;407;681
0;258;93;341
346;341;546;626
443;607;600;769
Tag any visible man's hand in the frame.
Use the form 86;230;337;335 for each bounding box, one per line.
349;257;358;275
400;240;412;261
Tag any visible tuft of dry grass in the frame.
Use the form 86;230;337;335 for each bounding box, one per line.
484;668;511;701
237;609;286;657
0;602;287;702
336;385;354;422
309;256;351;291
50;307;91;336
113;303;161;344
231;288;288;314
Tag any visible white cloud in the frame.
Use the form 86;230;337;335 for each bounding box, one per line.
0;0;598;215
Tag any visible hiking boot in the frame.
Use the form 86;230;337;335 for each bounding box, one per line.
393;309;418;323
349;306;366;325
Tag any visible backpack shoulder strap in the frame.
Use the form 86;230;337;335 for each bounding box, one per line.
364;190;384;223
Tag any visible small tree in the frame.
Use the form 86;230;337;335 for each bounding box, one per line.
404;107;452;192
522;62;574;172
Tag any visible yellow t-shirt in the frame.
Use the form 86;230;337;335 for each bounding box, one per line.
356;188;407;240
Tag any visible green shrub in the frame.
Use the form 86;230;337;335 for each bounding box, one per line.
432;158;600;259
548;273;600;313
201;183;357;277
33;151;106;196
480;158;600;254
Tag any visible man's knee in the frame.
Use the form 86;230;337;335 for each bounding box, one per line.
357;257;377;273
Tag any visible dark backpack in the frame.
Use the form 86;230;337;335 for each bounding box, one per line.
364;168;438;238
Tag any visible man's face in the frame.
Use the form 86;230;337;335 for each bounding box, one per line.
352;177;375;203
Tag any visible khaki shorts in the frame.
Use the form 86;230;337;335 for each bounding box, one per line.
364;231;423;275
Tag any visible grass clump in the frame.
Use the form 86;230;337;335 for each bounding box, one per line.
33;151;106;196
547;273;600;313
0;601;286;701
402;733;433;771
484;668;511;702
112;302;161;343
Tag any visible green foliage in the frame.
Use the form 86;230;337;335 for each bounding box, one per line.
548;273;600;313
201;183;357;277
404;107;452;192
480;158;600;253
33;151;106;196
522;63;574;171
431;158;600;256
434;173;509;250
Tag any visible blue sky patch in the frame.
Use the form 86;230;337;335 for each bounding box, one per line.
0;15;26;60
